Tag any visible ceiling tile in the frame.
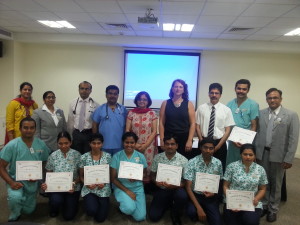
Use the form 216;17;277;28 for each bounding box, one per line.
21;11;61;21
0;11;32;21
255;27;293;35
282;6;300;18
92;13;129;23
118;0;160;14
37;0;84;13
54;12;95;22
162;14;199;24
193;25;227;33
106;30;136;36
75;0;122;13
163;31;191;38
275;35;300;42
202;2;251;16
0;0;46;11
241;3;296;17
231;16;276;27
162;1;205;15
190;32;219;39
71;21;108;34
246;34;279;41
267;17;300;28
135;30;163;37
218;33;249;39
197;15;236;26
131;23;160;31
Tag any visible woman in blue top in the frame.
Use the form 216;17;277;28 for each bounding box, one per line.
110;132;147;221
41;131;81;221
223;143;268;225
79;133;112;222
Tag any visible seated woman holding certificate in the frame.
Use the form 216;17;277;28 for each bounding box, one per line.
183;138;223;225
223;143;268;225
79;133;112;222
110;132;148;221
41;131;81;220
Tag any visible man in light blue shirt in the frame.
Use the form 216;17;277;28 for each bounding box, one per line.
227;79;259;166
92;85;127;155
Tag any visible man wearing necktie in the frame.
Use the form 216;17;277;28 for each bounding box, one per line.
195;83;235;173
255;88;299;222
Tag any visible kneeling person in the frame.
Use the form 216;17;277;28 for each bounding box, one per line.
184;138;223;225
0;117;50;222
149;135;188;225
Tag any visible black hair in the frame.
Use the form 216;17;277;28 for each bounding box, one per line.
79;81;92;90
209;83;223;94
106;85;119;94
235;79;251;89
57;131;72;143
89;133;104;143
199;137;216;148
42;91;55;100
163;134;179;144
266;88;282;97
169;79;189;100
240;143;256;155
20;117;36;129
20;82;33;91
134;91;152;108
122;131;138;142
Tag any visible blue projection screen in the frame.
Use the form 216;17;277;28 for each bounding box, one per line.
123;50;200;109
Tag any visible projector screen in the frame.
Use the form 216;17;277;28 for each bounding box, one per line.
123;50;200;109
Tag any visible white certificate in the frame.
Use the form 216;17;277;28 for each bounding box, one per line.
45;172;73;192
226;190;255;211
118;161;143;181
15;161;42;181
194;172;220;193
84;164;110;185
156;163;183;186
228;126;257;144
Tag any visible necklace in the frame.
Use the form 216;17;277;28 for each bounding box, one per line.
172;98;183;108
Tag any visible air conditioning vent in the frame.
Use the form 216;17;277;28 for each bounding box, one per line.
104;23;132;30
227;27;254;32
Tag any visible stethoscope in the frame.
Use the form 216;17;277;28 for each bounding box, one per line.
105;103;121;119
73;97;96;115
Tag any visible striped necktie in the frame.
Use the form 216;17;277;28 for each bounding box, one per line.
207;106;215;138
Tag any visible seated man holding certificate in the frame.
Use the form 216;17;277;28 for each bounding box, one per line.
79;133;112;223
0;117;50;222
223;144;268;225
110;132;147;221
184;138;223;225
149;134;188;225
41;131;81;221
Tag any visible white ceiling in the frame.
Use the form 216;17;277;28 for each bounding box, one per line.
1;0;300;52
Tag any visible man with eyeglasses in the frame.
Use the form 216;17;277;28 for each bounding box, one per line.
184;138;223;225
92;85;127;155
255;88;299;222
195;83;235;173
226;79;259;166
67;81;99;154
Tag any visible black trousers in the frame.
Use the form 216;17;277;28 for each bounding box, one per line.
71;129;92;154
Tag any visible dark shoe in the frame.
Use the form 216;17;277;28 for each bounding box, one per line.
170;210;182;225
267;212;277;222
261;208;268;217
8;216;20;222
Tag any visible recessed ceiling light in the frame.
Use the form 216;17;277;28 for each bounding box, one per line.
181;24;194;32
175;24;181;31
284;28;300;36
163;23;175;31
38;20;76;29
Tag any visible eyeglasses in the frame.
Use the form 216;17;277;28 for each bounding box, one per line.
138;98;148;102
45;96;56;99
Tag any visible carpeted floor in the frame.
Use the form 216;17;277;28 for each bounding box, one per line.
0;158;300;225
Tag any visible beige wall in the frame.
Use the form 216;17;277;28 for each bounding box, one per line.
1;41;300;157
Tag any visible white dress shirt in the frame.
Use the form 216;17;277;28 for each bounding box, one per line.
196;102;235;139
67;97;99;133
42;104;59;126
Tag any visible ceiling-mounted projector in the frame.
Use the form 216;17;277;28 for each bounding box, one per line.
138;9;158;26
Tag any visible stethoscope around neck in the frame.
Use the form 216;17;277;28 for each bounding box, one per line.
106;103;121;119
73;97;95;115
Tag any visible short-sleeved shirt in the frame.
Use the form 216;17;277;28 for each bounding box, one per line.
184;155;223;195
0;137;50;193
46;149;81;191
227;98;259;129
111;150;147;192
151;152;188;173
196;102;235;139
79;151;112;197
223;160;268;208
92;103;127;149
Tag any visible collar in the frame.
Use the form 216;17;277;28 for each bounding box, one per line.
79;97;91;103
164;152;177;161
208;102;220;109
269;105;281;116
42;104;58;114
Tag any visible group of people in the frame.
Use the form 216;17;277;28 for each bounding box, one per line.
0;78;298;225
